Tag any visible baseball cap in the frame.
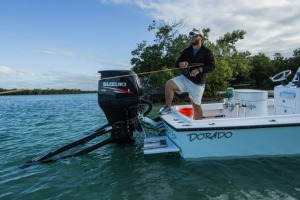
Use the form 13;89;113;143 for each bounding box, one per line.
189;28;203;37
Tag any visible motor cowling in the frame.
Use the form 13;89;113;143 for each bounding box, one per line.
98;70;143;129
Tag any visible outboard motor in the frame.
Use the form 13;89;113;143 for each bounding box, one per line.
98;70;145;142
21;70;149;167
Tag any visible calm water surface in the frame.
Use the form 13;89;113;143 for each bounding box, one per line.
1;94;300;200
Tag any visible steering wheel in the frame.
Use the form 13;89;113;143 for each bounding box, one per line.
270;70;292;82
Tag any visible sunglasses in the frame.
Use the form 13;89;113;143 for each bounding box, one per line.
189;34;200;39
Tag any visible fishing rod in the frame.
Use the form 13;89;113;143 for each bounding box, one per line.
100;63;204;80
0;89;28;95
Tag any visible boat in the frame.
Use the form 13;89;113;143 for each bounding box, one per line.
141;67;300;159
22;67;300;167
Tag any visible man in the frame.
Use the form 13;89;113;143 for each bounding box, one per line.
159;28;215;120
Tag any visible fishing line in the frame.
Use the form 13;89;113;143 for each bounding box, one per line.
1;64;204;95
99;63;203;80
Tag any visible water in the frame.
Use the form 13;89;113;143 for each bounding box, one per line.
1;94;300;200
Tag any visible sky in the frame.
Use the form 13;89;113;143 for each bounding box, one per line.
1;0;300;90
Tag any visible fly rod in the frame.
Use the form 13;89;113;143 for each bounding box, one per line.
100;63;204;80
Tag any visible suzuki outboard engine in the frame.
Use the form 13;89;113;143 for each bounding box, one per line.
98;70;147;142
21;70;151;167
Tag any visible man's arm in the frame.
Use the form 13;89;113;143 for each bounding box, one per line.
202;50;215;73
175;51;186;68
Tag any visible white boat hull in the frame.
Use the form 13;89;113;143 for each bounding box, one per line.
142;99;300;160
142;69;300;160
162;117;300;159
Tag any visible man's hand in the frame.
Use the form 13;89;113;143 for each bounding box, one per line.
190;68;200;77
179;61;188;68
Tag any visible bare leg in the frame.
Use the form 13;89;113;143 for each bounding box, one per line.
165;80;179;107
191;99;203;120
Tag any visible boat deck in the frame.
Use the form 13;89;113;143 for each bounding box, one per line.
160;102;300;131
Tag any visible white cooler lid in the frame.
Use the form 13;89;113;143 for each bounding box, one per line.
234;89;268;101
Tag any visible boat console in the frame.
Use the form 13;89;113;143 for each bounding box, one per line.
222;67;300;118
274;70;300;115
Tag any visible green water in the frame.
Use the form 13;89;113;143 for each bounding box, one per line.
0;94;299;199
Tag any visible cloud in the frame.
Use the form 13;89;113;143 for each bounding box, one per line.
37;49;75;57
0;65;36;89
0;65;34;76
0;65;17;75
100;0;300;57
78;55;131;68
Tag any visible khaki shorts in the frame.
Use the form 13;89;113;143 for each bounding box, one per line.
171;75;205;105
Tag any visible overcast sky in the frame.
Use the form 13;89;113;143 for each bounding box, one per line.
1;0;299;90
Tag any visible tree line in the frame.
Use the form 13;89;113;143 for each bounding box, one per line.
130;20;300;98
0;88;97;95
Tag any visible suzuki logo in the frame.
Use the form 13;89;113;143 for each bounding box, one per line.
103;82;127;87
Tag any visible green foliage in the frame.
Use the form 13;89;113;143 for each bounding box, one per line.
148;67;174;92
202;38;233;95
131;20;190;92
206;58;233;96
288;48;300;74
131;20;236;96
215;30;252;85
131;19;300;98
250;53;275;89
